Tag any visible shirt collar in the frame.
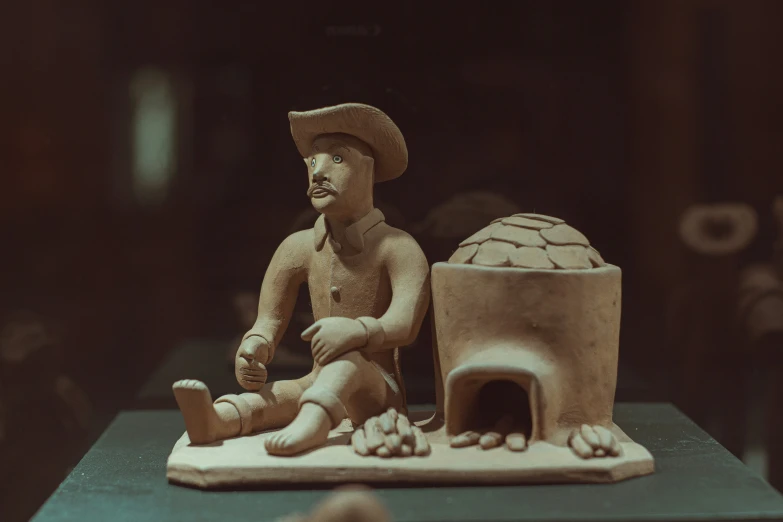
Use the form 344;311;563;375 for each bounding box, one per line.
314;208;385;253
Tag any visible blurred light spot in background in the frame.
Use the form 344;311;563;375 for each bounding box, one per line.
130;68;177;206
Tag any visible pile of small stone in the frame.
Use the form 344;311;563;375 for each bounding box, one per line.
450;414;528;451
350;407;430;458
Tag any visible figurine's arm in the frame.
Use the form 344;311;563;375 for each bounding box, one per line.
360;232;431;351
241;231;309;364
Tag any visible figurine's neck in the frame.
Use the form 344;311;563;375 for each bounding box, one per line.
325;202;374;244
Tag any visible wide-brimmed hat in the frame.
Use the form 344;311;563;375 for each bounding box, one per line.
289;103;408;183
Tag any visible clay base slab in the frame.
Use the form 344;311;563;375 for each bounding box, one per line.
167;412;654;489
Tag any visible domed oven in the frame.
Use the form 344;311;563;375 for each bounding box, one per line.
431;214;621;446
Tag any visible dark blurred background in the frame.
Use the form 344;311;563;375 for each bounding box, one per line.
2;1;783;520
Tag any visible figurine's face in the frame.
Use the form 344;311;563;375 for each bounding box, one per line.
305;134;374;218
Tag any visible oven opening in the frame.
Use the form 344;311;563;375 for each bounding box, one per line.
471;379;532;437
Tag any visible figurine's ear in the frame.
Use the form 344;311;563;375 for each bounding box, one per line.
363;155;375;179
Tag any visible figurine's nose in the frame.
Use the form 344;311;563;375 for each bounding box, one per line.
312;170;327;183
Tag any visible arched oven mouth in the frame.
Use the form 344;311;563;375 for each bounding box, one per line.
446;369;537;443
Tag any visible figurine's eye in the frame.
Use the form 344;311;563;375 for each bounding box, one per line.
333;155;342;164
310;158;316;167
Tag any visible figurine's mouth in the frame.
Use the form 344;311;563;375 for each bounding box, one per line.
310;189;334;199
308;183;338;199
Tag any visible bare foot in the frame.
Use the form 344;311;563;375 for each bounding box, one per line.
265;403;331;456
172;379;222;445
568;424;622;459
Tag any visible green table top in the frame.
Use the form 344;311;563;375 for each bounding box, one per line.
31;403;783;522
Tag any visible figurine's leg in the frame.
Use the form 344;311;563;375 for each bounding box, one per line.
173;374;315;445
173;379;241;444
265;351;398;456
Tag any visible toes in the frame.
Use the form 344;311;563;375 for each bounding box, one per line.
580;424;601;448
265;433;286;451
569;433;594;459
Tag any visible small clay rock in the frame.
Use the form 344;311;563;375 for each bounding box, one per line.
514;213;565;225
472;240;516;266
479;431;503;450
396;415;414;444
350;429;369;456
505;433;528;452
459;222;500;247
412;426;431;456
450;430;481;448
540;224;589;246
491;225;547;248
587;246;606;268
509;247;555;269
379;412;396;434
448;244;478;264
501;216;554;230
384;433;402;453
363;417;384;451
546;245;592;269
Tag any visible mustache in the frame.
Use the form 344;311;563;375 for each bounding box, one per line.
307;182;338;197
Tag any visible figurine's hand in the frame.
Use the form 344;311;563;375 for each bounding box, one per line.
234;336;270;391
301;317;367;366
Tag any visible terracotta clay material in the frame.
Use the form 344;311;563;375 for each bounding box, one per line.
167;409;653;486
433;216;651;468
167;111;653;487
171;103;430;457
448;215;607;270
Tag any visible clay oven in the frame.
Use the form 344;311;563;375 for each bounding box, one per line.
431;214;621;446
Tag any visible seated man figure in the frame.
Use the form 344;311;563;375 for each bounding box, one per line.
173;103;430;456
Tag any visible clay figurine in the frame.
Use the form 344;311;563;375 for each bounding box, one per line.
172;103;430;456
167;104;653;488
